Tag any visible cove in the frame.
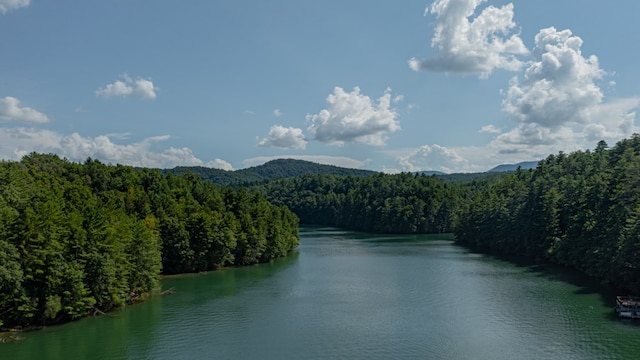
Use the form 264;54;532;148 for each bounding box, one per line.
2;226;640;359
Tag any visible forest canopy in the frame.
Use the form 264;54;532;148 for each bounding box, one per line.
0;154;299;329
255;136;640;295
4;135;640;329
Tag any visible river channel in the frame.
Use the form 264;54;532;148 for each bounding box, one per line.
2;226;640;359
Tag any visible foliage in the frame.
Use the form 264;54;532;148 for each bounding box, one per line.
256;172;465;234
162;159;377;187
0;154;299;329
455;136;640;294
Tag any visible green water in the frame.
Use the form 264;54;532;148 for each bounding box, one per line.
3;227;640;359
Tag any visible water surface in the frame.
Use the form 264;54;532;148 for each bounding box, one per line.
2;227;639;359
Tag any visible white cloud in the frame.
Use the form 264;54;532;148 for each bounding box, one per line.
0;97;49;123
243;155;367;170
389;142;544;174
399;144;468;173
306;86;400;146
0;127;227;169
273;109;282;117
206;158;234;171
95;74;158;99
480;124;501;134
258;125;307;150
409;0;528;77
497;27;639;151
58;134;201;168
0;0;29;14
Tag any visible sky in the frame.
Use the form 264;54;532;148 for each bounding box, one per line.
1;0;639;173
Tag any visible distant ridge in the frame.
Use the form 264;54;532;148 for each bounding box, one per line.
488;161;539;173
414;170;447;176
161;159;539;186
163;158;378;186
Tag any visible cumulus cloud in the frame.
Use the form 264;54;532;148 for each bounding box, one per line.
206;158;234;171
273;109;282;117
497;27;640;151
306;87;400;146
0;0;29;14
480;124;501;134
409;0;528;77
0;97;49;123
399;144;468;173
95;74;158;99
258;125;307;150
0;127;231;169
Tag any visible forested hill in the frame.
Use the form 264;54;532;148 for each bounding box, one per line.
455;137;640;294
488;161;539;172
0;154;299;329
254;136;640;294
162;159;378;186
257;172;465;234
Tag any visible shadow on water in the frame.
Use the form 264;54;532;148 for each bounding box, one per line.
300;225;454;244
0;250;300;360
161;250;300;307
458;244;622;318
304;226;623;318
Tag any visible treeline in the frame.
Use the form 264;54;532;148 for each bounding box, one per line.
257;172;464;234
456;137;640;293
254;136;640;293
0;154;299;329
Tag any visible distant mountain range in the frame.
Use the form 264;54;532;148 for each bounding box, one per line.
488;161;539;172
162;159;378;186
161;158;539;186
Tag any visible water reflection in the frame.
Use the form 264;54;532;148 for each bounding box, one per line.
3;227;640;360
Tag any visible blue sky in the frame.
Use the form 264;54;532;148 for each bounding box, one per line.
1;0;639;173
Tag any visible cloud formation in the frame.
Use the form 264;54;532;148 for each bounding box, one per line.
0;0;29;14
258;125;307;150
0;96;49;123
399;144;468;173
307;87;400;146
0;127;232;169
95;74;158;99
205;158;234;171
409;0;528;77
496;27;640;152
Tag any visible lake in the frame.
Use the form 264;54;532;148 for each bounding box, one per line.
2;226;640;359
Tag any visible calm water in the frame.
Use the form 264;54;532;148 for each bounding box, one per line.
3;227;640;359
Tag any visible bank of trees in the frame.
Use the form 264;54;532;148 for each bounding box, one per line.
258;172;464;234
4;134;640;328
0;154;298;329
257;136;640;294
456;136;640;293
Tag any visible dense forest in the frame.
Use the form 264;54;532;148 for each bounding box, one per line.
0;154;299;329
254;136;640;294
455;136;640;294
257;172;465;234
162;158;377;187
3;135;640;330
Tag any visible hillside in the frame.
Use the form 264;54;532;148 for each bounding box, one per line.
163;159;542;187
488;161;539;172
163;158;378;186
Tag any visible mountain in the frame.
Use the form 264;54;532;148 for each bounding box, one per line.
488;161;539;173
162;159;378;186
414;170;447;176
162;158;539;187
